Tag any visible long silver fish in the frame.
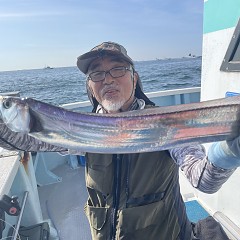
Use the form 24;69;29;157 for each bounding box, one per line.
0;98;67;152
0;95;240;154
0;117;67;152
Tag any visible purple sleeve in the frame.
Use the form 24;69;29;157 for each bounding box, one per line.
169;145;235;194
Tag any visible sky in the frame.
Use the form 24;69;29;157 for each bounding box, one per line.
0;0;203;71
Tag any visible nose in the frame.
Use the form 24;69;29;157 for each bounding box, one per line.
102;71;114;84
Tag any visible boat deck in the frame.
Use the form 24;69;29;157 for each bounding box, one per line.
38;163;91;240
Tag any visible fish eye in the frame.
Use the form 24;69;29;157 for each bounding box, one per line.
3;99;12;109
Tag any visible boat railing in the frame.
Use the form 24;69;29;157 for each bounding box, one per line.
0;91;20;97
61;87;201;111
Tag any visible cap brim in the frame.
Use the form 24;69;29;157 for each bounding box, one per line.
77;50;133;74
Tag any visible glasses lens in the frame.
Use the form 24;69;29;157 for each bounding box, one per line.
89;71;105;82
110;67;126;78
89;66;129;82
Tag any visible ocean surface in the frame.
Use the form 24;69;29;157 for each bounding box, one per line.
0;57;201;106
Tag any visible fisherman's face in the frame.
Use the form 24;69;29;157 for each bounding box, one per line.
87;56;137;113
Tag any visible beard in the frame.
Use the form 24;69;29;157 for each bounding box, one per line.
101;99;126;112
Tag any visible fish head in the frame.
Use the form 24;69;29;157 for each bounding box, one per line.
0;96;31;133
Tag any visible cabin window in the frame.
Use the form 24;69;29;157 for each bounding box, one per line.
220;18;240;72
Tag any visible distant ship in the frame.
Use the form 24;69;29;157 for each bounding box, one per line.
182;54;202;59
44;65;53;69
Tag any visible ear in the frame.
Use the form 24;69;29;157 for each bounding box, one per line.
133;72;138;90
87;81;95;97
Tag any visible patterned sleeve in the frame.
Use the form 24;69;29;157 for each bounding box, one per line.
169;144;236;194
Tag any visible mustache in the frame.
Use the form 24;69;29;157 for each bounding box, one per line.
101;85;119;95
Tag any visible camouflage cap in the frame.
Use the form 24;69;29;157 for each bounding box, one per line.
77;41;134;74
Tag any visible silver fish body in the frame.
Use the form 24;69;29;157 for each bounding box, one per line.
0;96;67;152
0;96;30;133
0;95;240;154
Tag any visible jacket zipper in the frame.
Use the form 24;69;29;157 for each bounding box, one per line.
125;155;130;208
111;154;122;240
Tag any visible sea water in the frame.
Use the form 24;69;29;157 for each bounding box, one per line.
0;57;201;105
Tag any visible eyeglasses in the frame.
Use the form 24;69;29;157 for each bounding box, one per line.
87;66;132;82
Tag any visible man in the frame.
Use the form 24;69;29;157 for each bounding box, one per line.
77;42;240;240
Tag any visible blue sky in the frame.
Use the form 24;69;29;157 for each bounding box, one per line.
0;0;203;71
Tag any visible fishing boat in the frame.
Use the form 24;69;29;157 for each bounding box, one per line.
44;66;54;70
1;0;240;239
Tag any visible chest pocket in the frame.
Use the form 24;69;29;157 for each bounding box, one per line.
86;153;113;195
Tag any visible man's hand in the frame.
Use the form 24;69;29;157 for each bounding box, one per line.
208;138;240;169
226;136;240;157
